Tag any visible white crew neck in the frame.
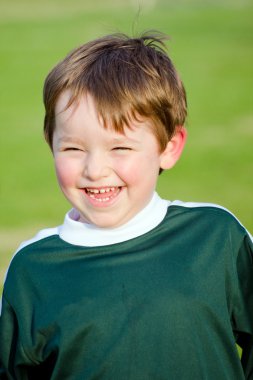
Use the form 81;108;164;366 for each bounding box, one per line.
59;192;170;246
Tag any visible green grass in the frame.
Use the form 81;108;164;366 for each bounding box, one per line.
0;0;253;288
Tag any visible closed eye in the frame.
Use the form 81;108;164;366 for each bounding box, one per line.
64;147;82;151
113;147;132;151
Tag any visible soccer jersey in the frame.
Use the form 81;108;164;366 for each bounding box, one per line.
0;193;253;379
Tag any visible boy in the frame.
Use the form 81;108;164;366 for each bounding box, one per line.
0;31;252;380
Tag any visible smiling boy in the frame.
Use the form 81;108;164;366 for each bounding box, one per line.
0;32;252;379
53;91;185;228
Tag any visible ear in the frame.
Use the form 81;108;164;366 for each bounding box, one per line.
159;126;187;170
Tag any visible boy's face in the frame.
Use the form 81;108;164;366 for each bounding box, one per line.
53;92;181;228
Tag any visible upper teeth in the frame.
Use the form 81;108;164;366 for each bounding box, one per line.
86;187;116;194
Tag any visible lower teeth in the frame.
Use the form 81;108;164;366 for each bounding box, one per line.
98;197;110;202
88;195;110;202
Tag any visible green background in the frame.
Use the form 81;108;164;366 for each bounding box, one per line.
0;0;252;288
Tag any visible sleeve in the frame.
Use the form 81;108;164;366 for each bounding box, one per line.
232;231;253;379
0;294;33;379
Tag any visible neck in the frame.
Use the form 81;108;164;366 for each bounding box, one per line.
59;192;170;246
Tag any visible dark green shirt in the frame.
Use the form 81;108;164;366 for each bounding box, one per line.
0;202;253;379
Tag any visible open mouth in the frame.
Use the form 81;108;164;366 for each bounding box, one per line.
84;186;122;203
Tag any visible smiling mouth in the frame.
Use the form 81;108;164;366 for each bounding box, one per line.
84;187;122;203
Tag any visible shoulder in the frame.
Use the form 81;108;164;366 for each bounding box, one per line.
17;226;60;251
0;225;61;315
167;200;252;242
13;225;60;259
168;200;245;222
3;226;60;286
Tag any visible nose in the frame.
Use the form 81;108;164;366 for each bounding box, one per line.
83;152;111;181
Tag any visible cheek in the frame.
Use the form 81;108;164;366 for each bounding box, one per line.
120;152;161;187
114;156;148;185
54;158;78;188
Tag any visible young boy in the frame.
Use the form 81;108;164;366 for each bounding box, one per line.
0;31;252;380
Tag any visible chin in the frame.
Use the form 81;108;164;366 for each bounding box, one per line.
78;213;121;229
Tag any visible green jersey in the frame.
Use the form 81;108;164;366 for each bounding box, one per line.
0;194;253;379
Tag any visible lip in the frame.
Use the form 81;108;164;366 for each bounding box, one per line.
81;186;123;208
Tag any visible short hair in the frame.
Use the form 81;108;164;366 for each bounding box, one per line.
43;31;187;151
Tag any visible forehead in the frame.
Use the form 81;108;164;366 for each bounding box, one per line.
55;90;83;124
54;90;154;137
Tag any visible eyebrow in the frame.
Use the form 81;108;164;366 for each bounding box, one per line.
58;136;85;145
110;136;139;144
57;135;140;146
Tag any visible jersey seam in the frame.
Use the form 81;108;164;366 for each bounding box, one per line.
12;235;60;263
16;234;59;253
169;204;252;241
2;234;60;288
169;204;235;216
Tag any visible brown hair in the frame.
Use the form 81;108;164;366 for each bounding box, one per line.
43;31;187;151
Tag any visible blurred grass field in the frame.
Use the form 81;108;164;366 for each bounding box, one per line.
0;0;253;289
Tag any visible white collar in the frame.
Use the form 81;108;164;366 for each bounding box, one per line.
59;192;169;246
